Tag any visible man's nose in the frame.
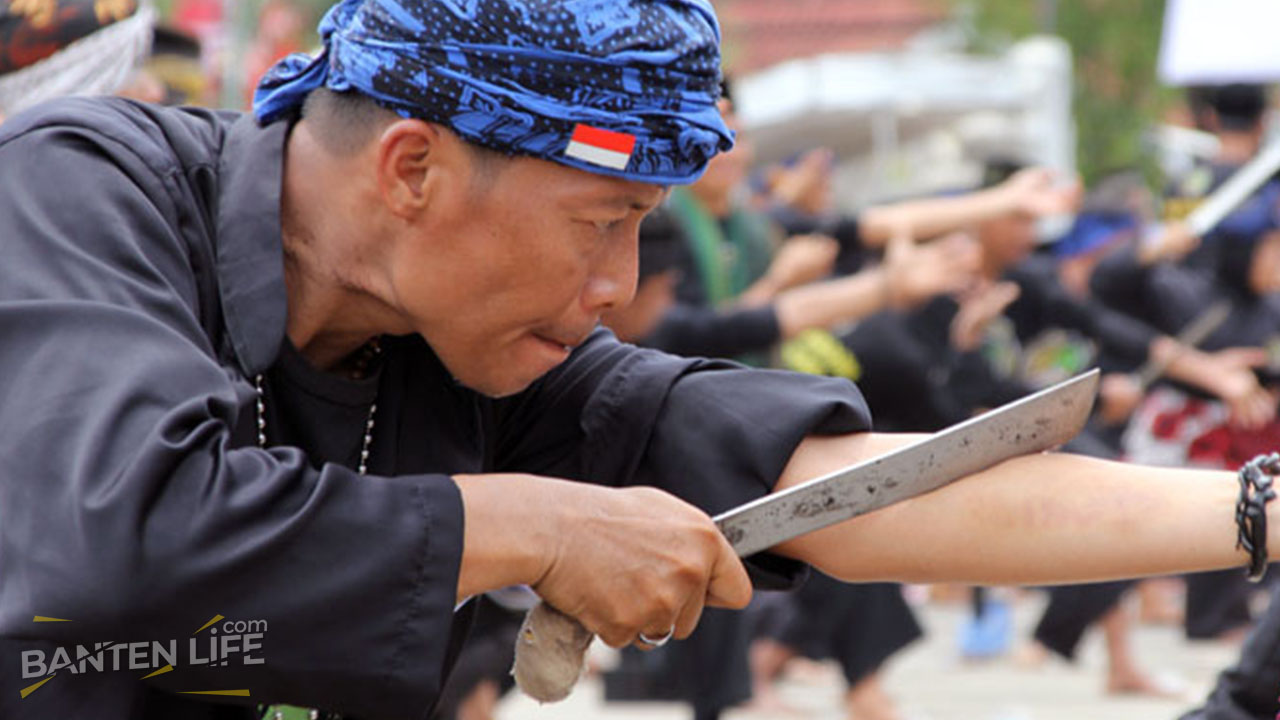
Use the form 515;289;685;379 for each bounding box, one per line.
581;232;639;314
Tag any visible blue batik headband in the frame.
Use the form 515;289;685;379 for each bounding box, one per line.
254;0;734;184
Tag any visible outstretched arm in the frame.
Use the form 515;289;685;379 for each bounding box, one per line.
859;167;1080;244
775;433;1249;585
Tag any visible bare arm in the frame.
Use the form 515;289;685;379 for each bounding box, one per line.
772;267;891;339
774;433;1250;585
1151;337;1274;429
859;167;1080;245
775;232;980;339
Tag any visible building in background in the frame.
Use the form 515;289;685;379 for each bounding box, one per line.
718;0;1074;212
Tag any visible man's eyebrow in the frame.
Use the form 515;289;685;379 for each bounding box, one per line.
581;191;667;213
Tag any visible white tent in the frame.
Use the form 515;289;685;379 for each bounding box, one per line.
1159;0;1280;85
733;37;1075;208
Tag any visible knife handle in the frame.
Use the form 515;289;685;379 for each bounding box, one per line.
511;601;594;702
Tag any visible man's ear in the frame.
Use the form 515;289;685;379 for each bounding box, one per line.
375;119;454;219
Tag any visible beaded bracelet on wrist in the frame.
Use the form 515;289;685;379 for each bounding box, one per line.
1236;453;1279;582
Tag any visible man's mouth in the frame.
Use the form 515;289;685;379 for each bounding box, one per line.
534;328;593;352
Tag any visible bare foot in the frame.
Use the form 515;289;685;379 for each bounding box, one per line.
1012;641;1049;669
743;687;803;717
1106;671;1187;700
847;674;904;720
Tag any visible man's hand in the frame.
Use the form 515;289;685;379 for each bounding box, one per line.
1202;347;1275;429
763;235;839;293
768;148;835;217
1137;221;1200;266
1098;373;1143;425
949;280;1021;352
999;167;1082;218
883;231;981;310
455;474;752;647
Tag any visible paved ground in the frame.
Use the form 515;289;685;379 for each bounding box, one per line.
496;590;1250;720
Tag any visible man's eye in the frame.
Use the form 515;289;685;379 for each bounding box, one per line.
592;219;625;233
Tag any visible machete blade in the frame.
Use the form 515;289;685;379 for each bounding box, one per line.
715;369;1100;557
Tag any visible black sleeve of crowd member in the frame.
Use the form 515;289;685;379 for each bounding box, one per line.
0;127;463;719
643;303;781;358
1007;260;1155;369
843;311;969;432
1090;247;1159;325
491;330;874;588
830;215;870;276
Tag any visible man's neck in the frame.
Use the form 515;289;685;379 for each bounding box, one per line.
279;122;407;371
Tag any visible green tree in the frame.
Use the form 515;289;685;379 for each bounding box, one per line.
959;0;1174;185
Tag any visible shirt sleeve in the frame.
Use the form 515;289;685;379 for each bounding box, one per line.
0;123;461;718
644;302;782;358
1008;263;1156;369
491;330;873;587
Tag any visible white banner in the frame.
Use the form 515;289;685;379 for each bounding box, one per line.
1159;0;1280;85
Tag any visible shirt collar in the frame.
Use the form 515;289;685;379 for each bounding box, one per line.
215;113;290;377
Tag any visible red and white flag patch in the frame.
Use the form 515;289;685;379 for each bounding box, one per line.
565;124;636;171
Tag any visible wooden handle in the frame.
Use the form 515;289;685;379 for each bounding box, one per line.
511;601;594;703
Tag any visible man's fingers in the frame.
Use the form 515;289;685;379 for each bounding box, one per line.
1221;347;1269;368
671;590;706;641
703;534;752;610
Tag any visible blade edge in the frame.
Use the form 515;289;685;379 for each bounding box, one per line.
716;369;1100;557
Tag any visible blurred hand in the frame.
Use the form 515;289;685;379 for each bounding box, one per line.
884;231;981;310
1204;347;1275;430
768;148;835;217
949;280;1021;352
1000;167;1082;218
1138;221;1200;265
528;480;752;648
765;234;839;292
1098;373;1143;425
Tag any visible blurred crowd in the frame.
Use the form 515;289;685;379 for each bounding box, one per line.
445;81;1280;720
5;3;1280;720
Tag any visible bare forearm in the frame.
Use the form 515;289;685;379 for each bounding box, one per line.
773;433;1248;585
736;275;784;308
859;189;1013;244
773;268;888;339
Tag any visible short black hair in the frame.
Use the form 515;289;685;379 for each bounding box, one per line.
302;88;400;155
302;88;509;187
1210;84;1267;131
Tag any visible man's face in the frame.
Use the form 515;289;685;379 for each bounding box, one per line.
389;151;665;397
1249;230;1280;296
977;212;1037;270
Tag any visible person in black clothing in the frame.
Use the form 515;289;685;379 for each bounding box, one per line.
1178;583;1280;720
846;164;1267;692
7;4;1280;720
1165;84;1272;270
1092;183;1280;643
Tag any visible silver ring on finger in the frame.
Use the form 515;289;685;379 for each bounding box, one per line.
637;627;675;648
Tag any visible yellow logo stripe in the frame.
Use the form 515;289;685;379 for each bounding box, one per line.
32;616;70;622
193;614;225;635
19;675;55;699
140;664;174;680
180;689;251;697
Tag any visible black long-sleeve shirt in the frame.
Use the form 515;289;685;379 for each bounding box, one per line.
0;98;872;720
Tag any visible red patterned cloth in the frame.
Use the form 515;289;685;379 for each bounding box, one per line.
1124;386;1280;469
0;0;140;74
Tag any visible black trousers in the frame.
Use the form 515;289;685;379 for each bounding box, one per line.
1180;584;1280;720
1032;581;1131;660
1185;569;1255;640
775;573;923;686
